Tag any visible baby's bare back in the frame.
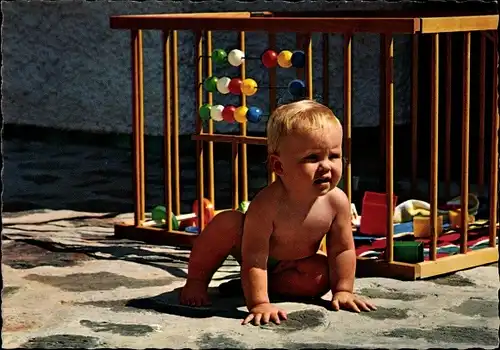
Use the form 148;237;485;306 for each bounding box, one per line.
255;183;342;261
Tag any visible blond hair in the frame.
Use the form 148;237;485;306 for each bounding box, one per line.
266;100;340;154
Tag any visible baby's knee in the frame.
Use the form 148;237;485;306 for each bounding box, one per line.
211;209;245;233
301;254;330;296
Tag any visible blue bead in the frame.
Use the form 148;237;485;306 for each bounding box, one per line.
247;106;263;123
288;79;306;97
291;51;306;68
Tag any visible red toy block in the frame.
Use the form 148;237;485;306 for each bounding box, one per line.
359;191;398;236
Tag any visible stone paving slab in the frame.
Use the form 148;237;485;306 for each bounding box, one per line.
2;210;499;349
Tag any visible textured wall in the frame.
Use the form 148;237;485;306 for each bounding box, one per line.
2;0;412;136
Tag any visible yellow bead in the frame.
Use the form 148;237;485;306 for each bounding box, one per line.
277;50;293;68
241;78;258;96
234;106;248;123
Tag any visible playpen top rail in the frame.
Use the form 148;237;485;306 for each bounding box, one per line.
420;15;498;33
111;16;419;33
110;12;498;33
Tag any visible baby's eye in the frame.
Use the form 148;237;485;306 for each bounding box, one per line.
303;154;319;162
329;153;341;160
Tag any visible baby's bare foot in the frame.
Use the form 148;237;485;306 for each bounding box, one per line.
179;279;211;307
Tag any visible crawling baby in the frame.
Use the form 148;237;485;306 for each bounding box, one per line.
180;100;376;325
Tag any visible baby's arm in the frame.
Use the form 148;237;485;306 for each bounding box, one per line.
240;191;287;325
240;192;273;309
326;188;356;294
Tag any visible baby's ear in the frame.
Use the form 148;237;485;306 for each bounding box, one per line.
269;154;284;176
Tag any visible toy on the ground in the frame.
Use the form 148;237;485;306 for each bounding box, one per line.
192;198;215;226
151;205;180;229
238;201;251;213
359;192;398;236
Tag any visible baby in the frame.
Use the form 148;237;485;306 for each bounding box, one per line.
180;100;376;325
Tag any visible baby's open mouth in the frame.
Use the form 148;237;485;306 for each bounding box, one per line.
314;177;330;184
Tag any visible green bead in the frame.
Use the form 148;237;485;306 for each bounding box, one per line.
151;205;166;224
199;104;212;121
151;205;179;229
203;76;218;93
171;215;179;230
212;49;227;65
238;201;251;213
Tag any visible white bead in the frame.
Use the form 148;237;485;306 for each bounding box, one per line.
228;49;245;67
216;77;231;94
210;105;224;121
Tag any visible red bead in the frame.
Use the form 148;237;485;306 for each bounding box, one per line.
222;105;236;123
228;78;242;95
261;49;278;68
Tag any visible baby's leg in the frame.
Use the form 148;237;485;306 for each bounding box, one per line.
269;253;330;299
180;210;244;306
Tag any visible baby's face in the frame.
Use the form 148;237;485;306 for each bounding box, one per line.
276;122;343;197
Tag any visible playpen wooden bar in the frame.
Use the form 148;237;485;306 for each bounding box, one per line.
383;34;395;262
206;31;216;209
131;29;146;226
268;32;277;184
460;32;471;254
240;31;249;203
171;31;181;216
489;32;499;247
343;34;352;204
478;33;486;188
162;30;173;231
429;33;439;261
444;33;452;198
195;31;206;229
410;34;418;195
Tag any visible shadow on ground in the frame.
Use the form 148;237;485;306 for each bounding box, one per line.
126;289;248;320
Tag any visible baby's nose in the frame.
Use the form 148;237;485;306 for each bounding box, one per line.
319;160;332;171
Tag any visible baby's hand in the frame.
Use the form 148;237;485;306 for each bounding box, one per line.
331;291;377;313
242;303;287;326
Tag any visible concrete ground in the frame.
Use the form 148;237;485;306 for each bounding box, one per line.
2;209;499;349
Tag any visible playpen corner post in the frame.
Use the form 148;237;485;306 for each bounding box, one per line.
131;29;146;226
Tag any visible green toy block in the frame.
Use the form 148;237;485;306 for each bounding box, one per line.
393;241;424;264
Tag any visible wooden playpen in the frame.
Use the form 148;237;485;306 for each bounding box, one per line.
110;11;499;280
